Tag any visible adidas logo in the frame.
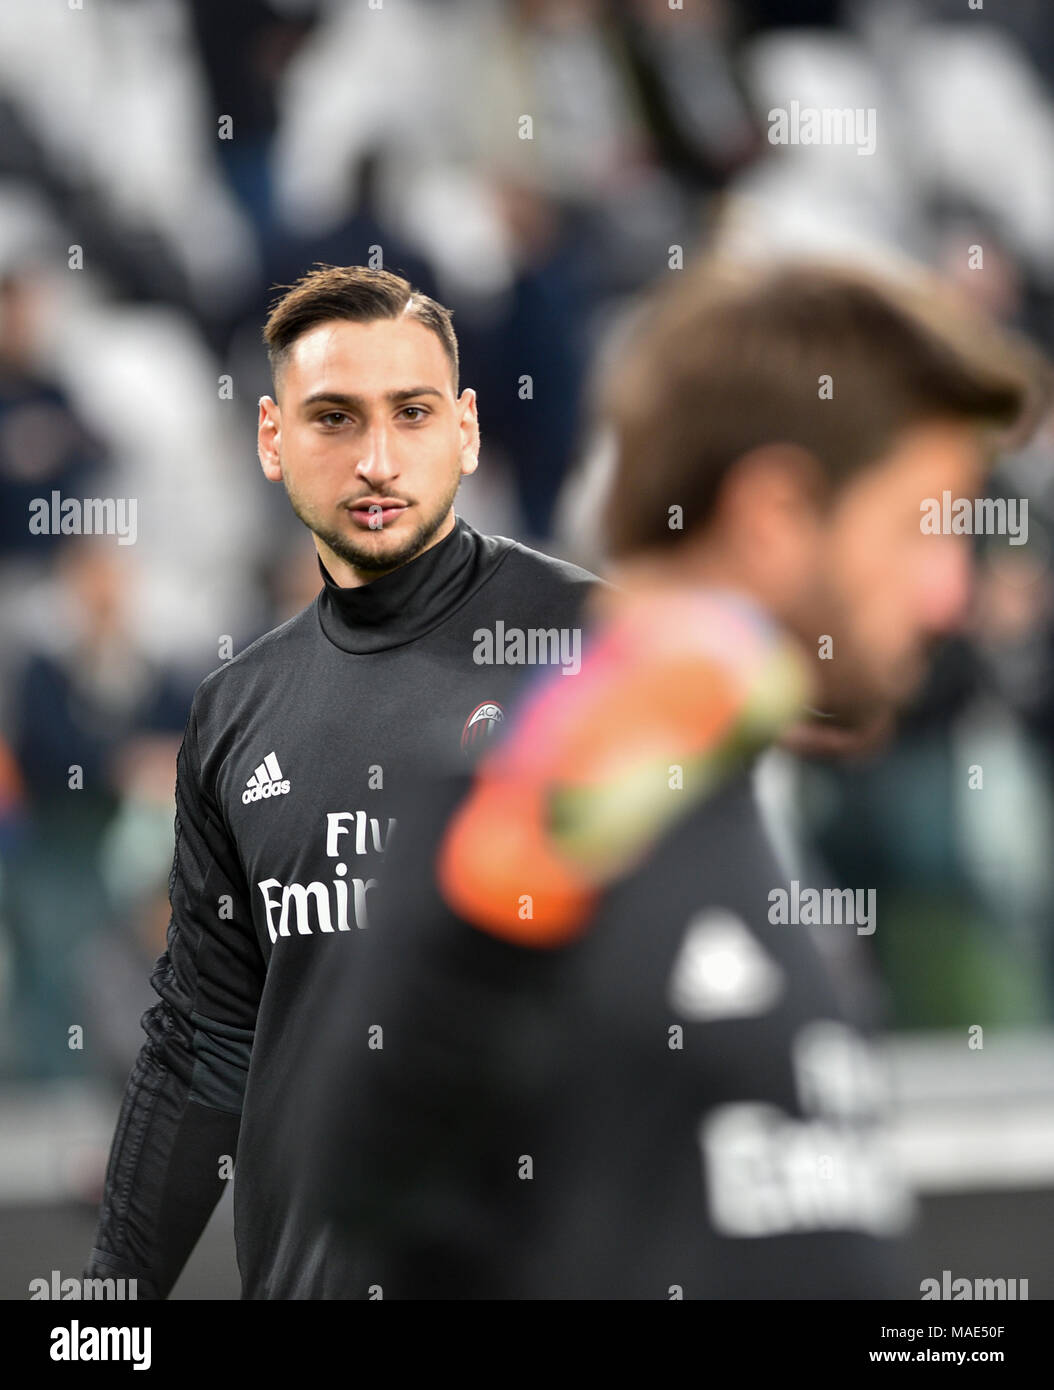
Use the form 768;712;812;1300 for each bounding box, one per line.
242;751;291;805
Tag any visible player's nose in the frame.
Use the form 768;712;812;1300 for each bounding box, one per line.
354;422;398;482
920;541;973;634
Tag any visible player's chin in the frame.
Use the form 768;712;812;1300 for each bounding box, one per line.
881;645;935;707
783;661;916;758
820;652;929;748
779;713;894;759
343;519;427;569
341;525;419;562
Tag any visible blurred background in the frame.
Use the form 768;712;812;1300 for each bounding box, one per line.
2;0;1054;1298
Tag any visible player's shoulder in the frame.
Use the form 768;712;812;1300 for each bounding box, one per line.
491;532;600;588
480;530;602;595
190;602;319;714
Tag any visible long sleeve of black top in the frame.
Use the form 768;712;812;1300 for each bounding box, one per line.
85;700;266;1299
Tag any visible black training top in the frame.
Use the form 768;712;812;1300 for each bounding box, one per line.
85;517;598;1299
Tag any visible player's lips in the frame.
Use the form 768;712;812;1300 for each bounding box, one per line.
345;499;410;528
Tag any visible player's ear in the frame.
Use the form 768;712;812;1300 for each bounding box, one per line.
457;387;480;477
714;444;826;609
258;396;283;481
719;444;824;543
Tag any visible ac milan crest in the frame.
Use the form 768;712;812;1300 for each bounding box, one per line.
461;701;504;753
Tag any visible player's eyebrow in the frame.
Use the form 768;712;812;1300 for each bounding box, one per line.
300;386;444;412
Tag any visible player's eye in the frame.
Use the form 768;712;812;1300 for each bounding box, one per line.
318;411;348;427
399;406;429;422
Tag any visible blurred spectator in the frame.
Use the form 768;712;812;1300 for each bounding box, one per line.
1;543;189;1078
0;273;108;562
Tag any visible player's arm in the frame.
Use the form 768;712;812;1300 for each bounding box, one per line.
85;698;264;1300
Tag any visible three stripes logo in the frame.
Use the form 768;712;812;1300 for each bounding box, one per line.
242;751;291;805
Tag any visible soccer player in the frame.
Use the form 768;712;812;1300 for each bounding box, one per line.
84;266;598;1299
304;260;1046;1298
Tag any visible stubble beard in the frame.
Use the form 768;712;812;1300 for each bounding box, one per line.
787;584;895;732
284;471;463;576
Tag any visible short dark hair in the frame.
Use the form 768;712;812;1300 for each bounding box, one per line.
263;264;459;391
602;259;1046;559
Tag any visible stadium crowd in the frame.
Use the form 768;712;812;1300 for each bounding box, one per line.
2;0;1054;1096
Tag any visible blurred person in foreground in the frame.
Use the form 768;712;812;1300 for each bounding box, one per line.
303;259;1046;1299
84;266;597;1299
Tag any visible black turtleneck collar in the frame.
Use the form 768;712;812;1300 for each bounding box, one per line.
315;516;504;654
